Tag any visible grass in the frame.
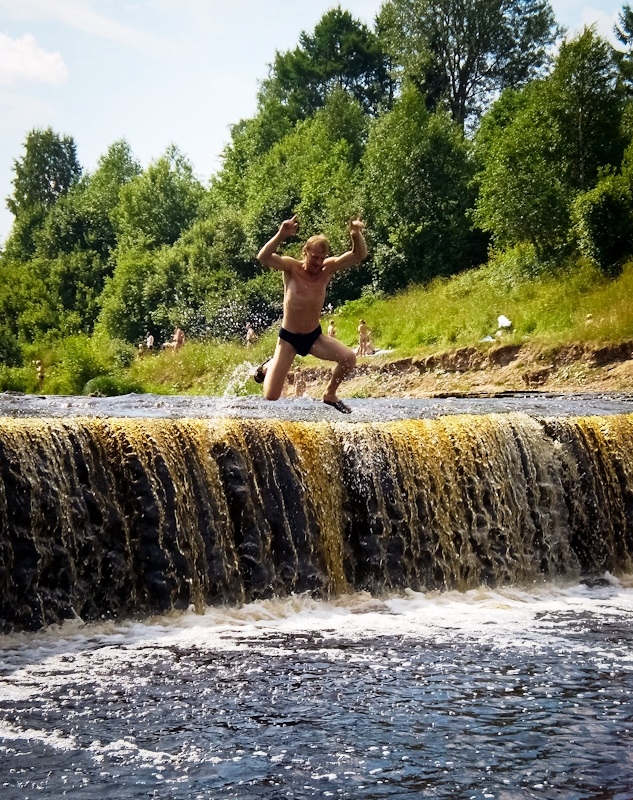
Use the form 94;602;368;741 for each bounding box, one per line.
3;252;632;396
329;254;633;357
125;330;280;396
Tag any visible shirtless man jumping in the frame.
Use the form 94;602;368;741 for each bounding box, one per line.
255;215;368;413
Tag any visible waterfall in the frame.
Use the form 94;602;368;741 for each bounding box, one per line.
0;413;632;632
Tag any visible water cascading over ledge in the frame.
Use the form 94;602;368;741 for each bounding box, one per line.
0;412;631;632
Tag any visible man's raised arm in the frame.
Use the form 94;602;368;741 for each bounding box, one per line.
330;219;368;272
257;215;299;270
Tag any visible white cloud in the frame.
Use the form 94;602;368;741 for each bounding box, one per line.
551;2;620;43
0;0;178;54
0;33;68;86
579;7;619;43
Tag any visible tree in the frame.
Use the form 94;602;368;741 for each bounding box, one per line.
211;104;294;212
89;139;141;204
242;93;364;270
362;85;479;292
258;7;391;123
547;27;625;191
96;204;278;344
47;250;112;332
2;207;48;262
0;326;22;366
112;145;204;250
474;28;627;258
7;127;81;217
180;212;252;281
571;173;633;275
36;139;141;260
614;4;633;93
0;257;60;345
473;84;571;257
377;0;559;128
24;140;142;334
4;128;82;260
143;212;255;339
96;247;156;342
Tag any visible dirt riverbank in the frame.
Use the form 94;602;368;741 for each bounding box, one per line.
295;340;633;399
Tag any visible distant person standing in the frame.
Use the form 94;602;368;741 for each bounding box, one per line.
35;360;45;389
358;319;369;356
327;320;336;338
163;327;185;351
246;324;256;347
173;327;185;350
145;331;154;350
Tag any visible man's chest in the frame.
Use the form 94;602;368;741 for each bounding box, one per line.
286;270;329;298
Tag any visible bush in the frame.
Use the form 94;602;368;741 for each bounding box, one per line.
42;334;135;395
83;374;144;396
571;175;633;276
0;328;23;367
56;336;105;393
0;366;31;393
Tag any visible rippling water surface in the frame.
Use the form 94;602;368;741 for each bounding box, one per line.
1;580;633;799
0;390;631;421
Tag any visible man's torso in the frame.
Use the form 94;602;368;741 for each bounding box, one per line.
282;260;332;333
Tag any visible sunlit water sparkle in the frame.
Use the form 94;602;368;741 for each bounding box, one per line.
1;580;633;799
0;390;631;421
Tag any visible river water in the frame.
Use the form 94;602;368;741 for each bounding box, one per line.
1;392;633;798
0;389;631;421
1;581;633;800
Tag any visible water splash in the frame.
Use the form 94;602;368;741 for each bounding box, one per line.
222;361;259;397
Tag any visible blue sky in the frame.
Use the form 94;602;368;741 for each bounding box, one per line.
0;0;624;244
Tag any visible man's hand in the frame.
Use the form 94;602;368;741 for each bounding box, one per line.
349;218;365;234
280;215;299;239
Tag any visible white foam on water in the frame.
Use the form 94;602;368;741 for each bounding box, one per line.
0;720;77;750
222;361;259;397
88;738;174;766
2;577;632;798
1;575;631;672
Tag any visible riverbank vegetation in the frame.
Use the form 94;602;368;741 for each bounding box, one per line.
1;1;633;396
2;252;631;396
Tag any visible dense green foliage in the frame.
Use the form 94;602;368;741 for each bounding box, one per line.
376;0;559;128
259;7;392;121
473;28;626;260
362;86;481;292
1;1;632;395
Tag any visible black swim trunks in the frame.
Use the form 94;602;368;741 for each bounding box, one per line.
279;325;322;357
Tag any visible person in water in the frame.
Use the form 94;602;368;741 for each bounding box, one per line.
255;215;368;413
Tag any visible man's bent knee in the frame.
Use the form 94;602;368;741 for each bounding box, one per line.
339;351;356;371
263;389;282;401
